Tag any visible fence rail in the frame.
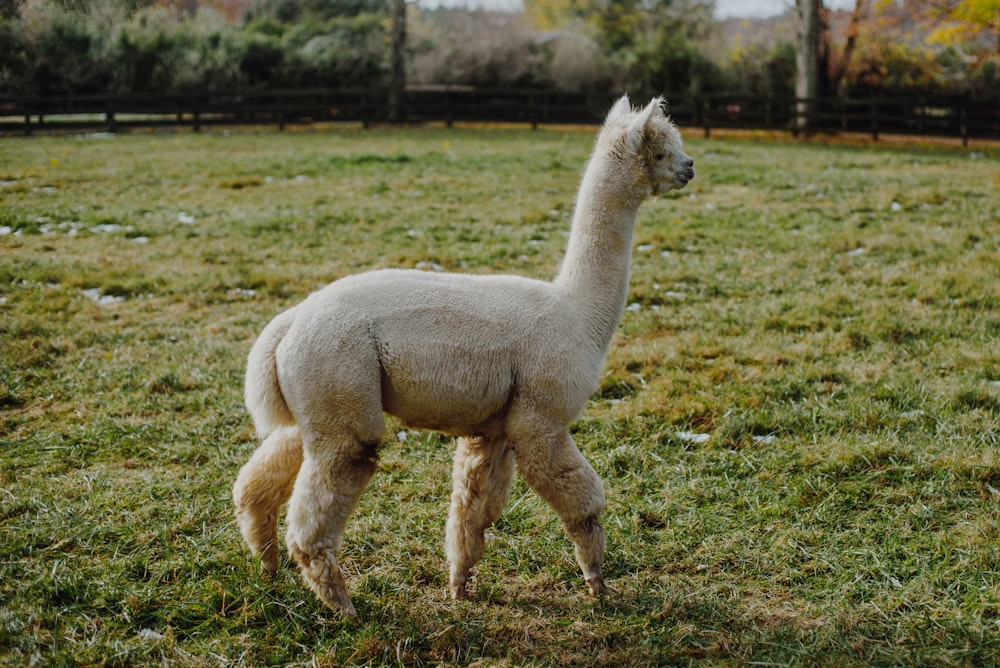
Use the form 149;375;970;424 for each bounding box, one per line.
2;89;998;144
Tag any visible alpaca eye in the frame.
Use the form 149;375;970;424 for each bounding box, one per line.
655;153;665;161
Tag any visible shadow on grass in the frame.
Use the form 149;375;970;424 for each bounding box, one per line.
310;580;1000;667
328;583;749;666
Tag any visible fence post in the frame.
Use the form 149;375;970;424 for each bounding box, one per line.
870;100;878;142
105;95;116;133
960;94;969;147
701;98;711;138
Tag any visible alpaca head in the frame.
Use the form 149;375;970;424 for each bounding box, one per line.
600;95;695;196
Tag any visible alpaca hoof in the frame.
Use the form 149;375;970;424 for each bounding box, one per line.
289;542;358;617
586;577;615;597
450;581;468;601
331;597;358;618
235;511;281;575
311;577;359;617
261;552;279;577
256;538;281;576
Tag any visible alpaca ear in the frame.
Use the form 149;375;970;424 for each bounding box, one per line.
607;95;632;122
625;97;664;154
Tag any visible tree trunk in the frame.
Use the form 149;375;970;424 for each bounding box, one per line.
388;0;406;123
795;0;822;131
828;0;868;97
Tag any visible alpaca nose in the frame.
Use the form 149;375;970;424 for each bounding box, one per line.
682;156;695;180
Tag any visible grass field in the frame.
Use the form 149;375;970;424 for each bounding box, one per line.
1;123;999;666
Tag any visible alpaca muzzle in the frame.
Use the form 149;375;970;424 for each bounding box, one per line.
678;156;695;184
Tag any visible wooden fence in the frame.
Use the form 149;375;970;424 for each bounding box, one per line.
1;88;998;144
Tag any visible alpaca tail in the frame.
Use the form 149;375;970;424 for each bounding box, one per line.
245;307;298;440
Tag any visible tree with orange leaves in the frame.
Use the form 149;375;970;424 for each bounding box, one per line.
919;0;1000;51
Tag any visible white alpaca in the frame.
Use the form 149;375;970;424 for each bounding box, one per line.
233;95;694;616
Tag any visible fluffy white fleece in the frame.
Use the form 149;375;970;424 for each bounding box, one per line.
233;95;695;616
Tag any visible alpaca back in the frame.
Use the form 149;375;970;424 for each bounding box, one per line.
282;268;604;434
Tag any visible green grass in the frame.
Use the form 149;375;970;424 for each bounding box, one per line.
1;124;999;666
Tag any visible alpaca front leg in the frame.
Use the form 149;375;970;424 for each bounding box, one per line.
233;425;304;575
511;424;612;597
446;436;515;600
285;437;379;617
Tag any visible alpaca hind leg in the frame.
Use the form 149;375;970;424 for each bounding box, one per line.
233;425;304;575
512;425;611;596
446;436;515;600
285;435;379;617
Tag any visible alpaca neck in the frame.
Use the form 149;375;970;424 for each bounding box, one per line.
554;156;644;348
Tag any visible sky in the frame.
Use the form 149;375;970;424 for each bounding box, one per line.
715;0;855;19
423;0;859;18
715;0;793;18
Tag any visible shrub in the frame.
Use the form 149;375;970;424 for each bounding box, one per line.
12;0;116;94
847;38;941;95
724;42;796;98
280;13;388;88
238;32;286;87
0;18;30;93
626;30;730;96
408;9;539;88
545;28;611;91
